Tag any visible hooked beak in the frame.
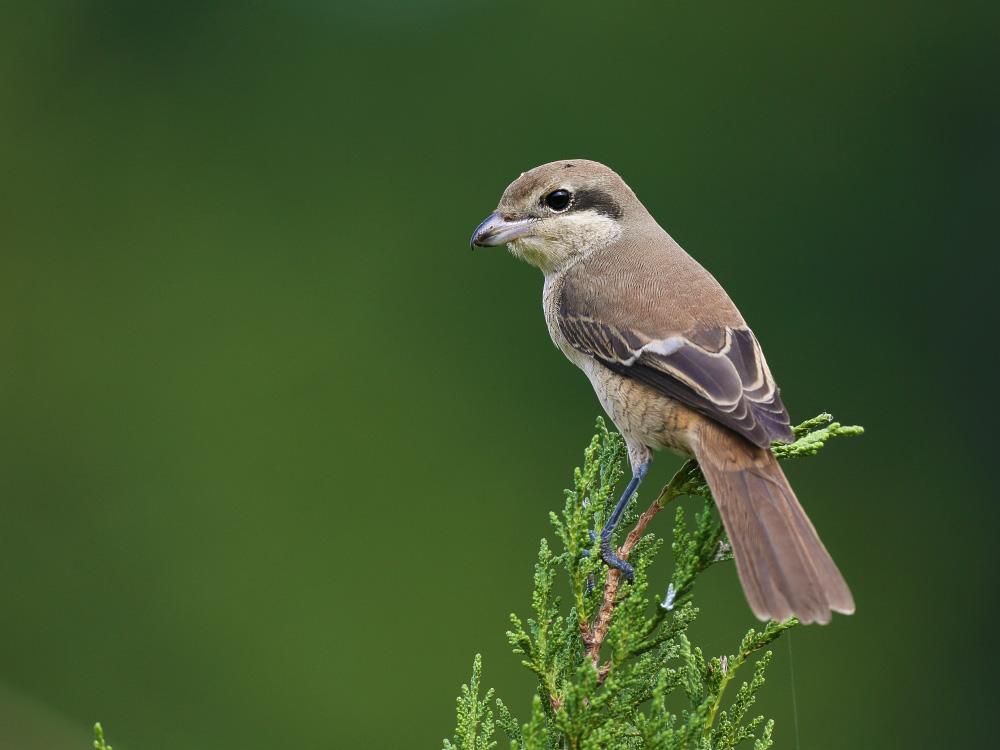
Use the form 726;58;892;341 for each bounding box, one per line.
470;211;535;248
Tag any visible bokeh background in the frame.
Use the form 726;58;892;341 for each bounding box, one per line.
2;2;997;748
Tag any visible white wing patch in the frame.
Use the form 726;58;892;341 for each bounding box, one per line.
621;335;685;365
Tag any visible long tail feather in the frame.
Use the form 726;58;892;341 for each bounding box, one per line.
692;423;854;624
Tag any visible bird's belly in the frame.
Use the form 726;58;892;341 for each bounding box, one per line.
577;356;695;458
542;274;694;458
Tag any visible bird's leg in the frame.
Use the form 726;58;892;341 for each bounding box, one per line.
596;460;650;582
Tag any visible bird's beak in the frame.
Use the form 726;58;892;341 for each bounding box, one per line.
470;211;535;248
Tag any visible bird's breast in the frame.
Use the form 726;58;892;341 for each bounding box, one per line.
541;273;695;457
542;274;586;366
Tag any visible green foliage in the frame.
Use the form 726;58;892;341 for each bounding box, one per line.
443;654;515;750
93;723;113;750
443;414;861;750
774;414;864;459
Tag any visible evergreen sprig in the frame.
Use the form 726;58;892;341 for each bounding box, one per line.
93;723;113;750
443;654;512;750
443;413;862;749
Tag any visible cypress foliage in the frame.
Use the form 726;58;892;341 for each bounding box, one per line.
93;724;113;750
443;414;862;750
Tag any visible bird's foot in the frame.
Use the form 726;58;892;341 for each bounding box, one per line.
583;531;633;586
600;539;634;582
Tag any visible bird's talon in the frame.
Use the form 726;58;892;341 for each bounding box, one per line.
600;542;634;582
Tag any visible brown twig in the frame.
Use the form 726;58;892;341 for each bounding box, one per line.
582;460;700;680
583;496;662;671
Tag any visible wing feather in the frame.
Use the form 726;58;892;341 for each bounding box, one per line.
559;310;793;448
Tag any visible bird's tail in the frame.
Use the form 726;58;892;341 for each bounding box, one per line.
690;422;854;624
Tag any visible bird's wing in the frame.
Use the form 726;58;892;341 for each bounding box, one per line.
558;299;794;449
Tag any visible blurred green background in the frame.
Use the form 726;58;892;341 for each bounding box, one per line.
1;1;997;748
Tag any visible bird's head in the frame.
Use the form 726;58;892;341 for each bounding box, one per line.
470;159;644;274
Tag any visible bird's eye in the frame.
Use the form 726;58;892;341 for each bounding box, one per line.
543;189;572;212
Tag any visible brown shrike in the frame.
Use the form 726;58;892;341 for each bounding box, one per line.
471;159;853;625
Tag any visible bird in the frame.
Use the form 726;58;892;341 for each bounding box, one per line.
470;159;854;625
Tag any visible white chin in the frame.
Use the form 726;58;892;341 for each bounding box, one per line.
508;237;556;268
509;212;621;273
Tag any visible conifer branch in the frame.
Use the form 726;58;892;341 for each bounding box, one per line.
584;461;694;679
86;416;864;750
93;724;113;750
442;413;862;750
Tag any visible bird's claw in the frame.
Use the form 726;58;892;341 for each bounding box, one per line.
583;530;633;585
600;541;634;582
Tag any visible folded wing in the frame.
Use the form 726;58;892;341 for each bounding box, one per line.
558;310;794;448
